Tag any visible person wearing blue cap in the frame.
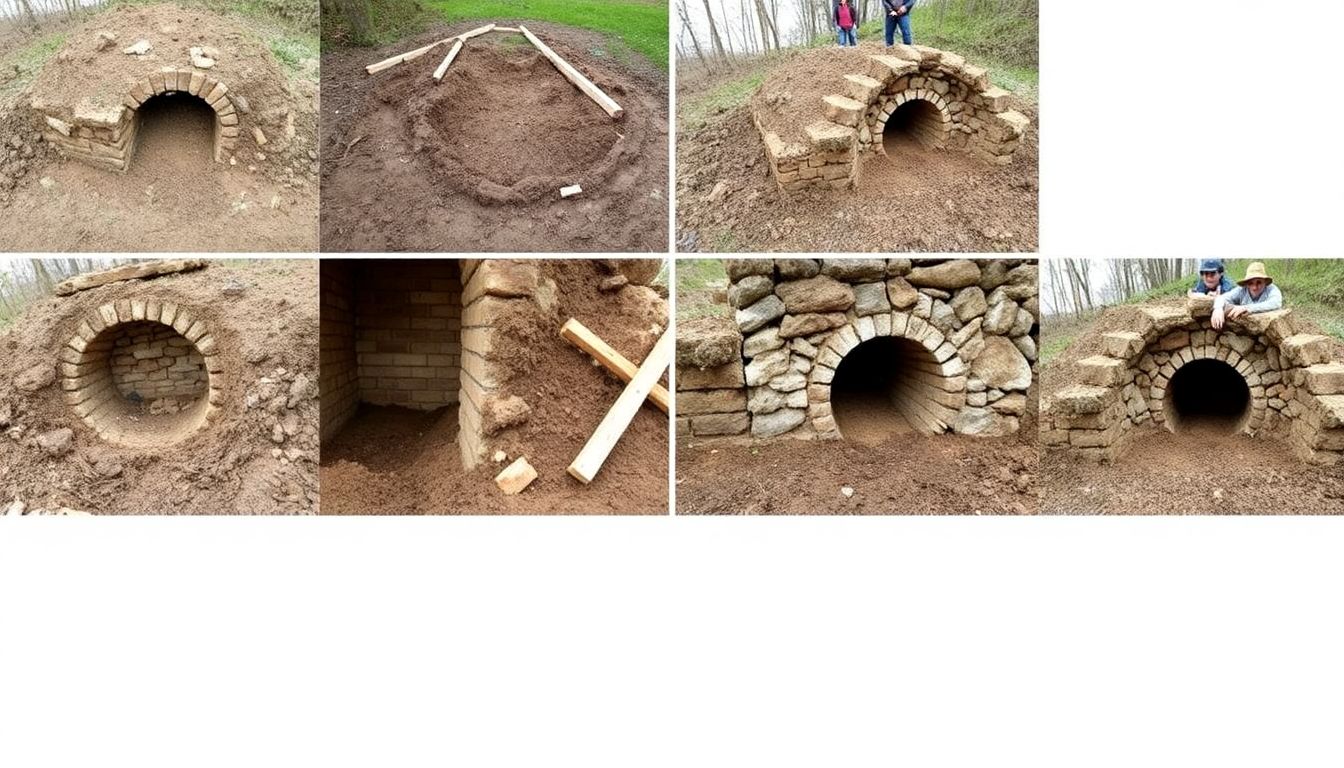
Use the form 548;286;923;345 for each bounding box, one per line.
1188;259;1235;297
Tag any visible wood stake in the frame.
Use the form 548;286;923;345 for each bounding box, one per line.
433;39;464;82
456;23;496;41
365;36;453;74
567;328;673;484
518;25;625;120
494;26;522;32
560;318;669;414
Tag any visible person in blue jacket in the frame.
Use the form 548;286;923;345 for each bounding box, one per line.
883;0;915;47
1187;258;1235;297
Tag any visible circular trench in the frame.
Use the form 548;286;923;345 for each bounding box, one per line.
830;336;947;444
63;310;219;449
1162;358;1251;434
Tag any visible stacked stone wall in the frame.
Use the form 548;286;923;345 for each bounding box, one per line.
319;261;358;442
106;321;208;411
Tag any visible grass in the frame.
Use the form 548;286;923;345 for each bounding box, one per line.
0;30;66;98
268;33;319;74
675;258;730;321
679;68;767;130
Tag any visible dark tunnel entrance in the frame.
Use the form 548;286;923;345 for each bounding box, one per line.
1164;358;1251;434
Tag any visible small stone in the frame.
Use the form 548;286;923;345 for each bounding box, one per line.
271;448;283;458
706;181;729;203
287;374;311;407
92;457;123;478
39;176;54;189
252;127;268;146
493;450;508;464
189;47;216;69
483;394;531;435
271;424;285;444
495;456;538;495
841;486;854;498
122;40;152;55
36;428;73;458
95;31;117;52
599;275;628;292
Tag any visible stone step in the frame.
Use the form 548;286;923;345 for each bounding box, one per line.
804;120;854;152
1281;334;1332;367
1303;363;1344;396
1101;331;1144;360
822;94;864;128
865;54;918;85
843;73;882;104
1077;355;1129;388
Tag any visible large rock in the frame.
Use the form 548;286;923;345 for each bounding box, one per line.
1012;335;1038;362
820;259;886;282
982;297;1019;335
725;259;773;281
970;336;1032;391
751;407;806;438
929;300;958;333
36;428;73;457
1009;307;1035;337
677;316;741;368
886;277;919;310
852;282;891;316
482;394;531;435
735;294;786;333
905;260;981;290
978;260;1011;290
886;259;912;276
678;389;747;415
744;347;791;386
15;364;55;393
1001;264;1038;300
742;326;785;358
775;276;854;313
950;287;987;322
677;362;745;390
775;259;820;279
728;275;773;308
779;313;848;338
691;412;749;436
747;386;807;414
616;259;663;285
953;408;1018;436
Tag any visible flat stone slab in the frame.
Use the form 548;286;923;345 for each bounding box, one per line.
804;120;854;152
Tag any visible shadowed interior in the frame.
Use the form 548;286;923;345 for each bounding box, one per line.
831;336;949;443
134;92;217;169
1164;358;1251;433
883;98;945;151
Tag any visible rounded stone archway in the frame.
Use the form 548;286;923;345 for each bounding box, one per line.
877;91;951;153
1162;357;1254;434
60;299;225;448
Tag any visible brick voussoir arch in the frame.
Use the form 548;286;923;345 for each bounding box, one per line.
60;299;226;449
127;68;242;163
806;309;967;439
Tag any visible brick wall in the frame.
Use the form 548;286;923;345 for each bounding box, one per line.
107;321;208;414
320;261;358;442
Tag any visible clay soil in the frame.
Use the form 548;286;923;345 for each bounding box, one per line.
1041;301;1344;515
0;3;319;252
320;22;669;253
0;260;320;515
676;43;1037;253
320;260;670;515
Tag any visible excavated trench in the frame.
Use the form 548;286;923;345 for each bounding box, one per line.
831;336;944;444
883;98;946;152
135;93;217;170
70;320;212;448
1163;359;1251;433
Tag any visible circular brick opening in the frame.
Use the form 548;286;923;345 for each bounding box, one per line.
883;98;946;151
831;336;941;443
135;92;217;169
63;308;222;449
1164;358;1251;433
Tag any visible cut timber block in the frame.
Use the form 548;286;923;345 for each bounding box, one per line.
433;39;464;82
55;259;207;296
495;456;538;495
568;328;673;484
560;318;669;413
519;25;624;120
560;184;582;198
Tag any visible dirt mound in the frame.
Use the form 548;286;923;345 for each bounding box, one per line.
321;22;668;252
748;45;876;145
0;261;320;515
321;260;669;514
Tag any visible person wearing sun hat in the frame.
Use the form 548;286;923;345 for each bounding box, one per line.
1212;261;1283;330
1187;258;1235;296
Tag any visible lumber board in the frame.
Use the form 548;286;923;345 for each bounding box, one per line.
365;37;453;74
456;23;496;41
433;39;464;81
560;318;669;414
567;328;673;484
518;25;625;120
559;184;582;198
494;26;522;32
55;259;207;296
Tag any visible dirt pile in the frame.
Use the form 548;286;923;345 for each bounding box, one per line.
0;260;320;515
321;22;668;252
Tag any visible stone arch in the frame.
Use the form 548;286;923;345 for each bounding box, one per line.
806;310;966;439
60;299;225;449
875;89;952;153
126;69;240;164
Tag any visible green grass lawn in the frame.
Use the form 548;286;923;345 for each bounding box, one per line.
679;67;767;131
676;259;730;321
424;0;668;70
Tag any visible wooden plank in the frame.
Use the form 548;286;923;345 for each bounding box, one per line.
55;259;207;296
559;184;582;198
518;25;625;120
494;26;522;32
365;37;454;74
456;23;496;41
432;39;464;82
560;318;669;414
567;328;673;484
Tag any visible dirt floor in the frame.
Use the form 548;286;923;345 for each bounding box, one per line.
0;260;320;515
320;22;669;253
1041;300;1344;515
320;260;670;514
676;44;1038;253
0;4;319;252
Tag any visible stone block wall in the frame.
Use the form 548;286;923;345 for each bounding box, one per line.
753;45;1030;194
677;258;1038;440
1040;299;1344;465
319;261;358;442
107;321;208;412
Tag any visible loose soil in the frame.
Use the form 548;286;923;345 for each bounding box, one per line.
676;43;1037;253
0;260;320;515
321;22;669;253
0;3;319;252
320;260;670;515
1041;300;1344;515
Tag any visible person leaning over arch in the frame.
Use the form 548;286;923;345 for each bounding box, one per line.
1187;258;1235;297
883;0;916;47
1212;261;1283;330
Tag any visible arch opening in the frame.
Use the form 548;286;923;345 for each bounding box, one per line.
134;92;218;170
1163;358;1251;434
883;98;945;152
72;320;212;448
831;336;945;444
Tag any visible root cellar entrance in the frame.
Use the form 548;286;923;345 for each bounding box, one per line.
830;336;945;444
882;98;946;152
1163;358;1251;434
135;92;218;170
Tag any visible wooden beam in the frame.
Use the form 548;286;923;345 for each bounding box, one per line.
518;25;625;120
567;328;672;484
433;39;464;82
55;259;207;296
560;318;669;414
456;23;496;41
365;37;454;74
494;26;522;32
560;184;582;198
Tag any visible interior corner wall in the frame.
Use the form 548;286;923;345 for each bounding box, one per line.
320;261;358;443
353;260;463;412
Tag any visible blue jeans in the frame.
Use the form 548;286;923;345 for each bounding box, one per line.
837;26;856;46
885;13;912;45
